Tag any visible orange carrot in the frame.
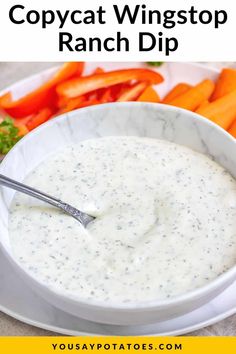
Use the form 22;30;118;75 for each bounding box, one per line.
117;82;147;102
168;80;215;111
51;62;84;84
13;115;33;127
59;99;100;113
57;96;70;109
60;96;85;113
74;99;100;109
196;99;209;110
17;125;29;136
137;86;160;103
196;89;236;129
228;119;236;138
162;83;192;104
211;68;236;101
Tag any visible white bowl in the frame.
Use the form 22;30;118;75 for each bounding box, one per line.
1;102;236;326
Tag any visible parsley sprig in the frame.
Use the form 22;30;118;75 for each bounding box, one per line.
147;62;164;67
0;118;21;155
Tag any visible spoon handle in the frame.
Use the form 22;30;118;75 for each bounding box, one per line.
0;173;62;208
0;174;94;227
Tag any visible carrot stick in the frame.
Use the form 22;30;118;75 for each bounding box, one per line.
61;96;87;113
51;62;84;84
168;80;215;111
74;99;100;109
13;115;34;127
57;96;70;109
196;89;236;129
117;82;147;102
137;86;160;103
17;125;29;136
196;99;209;111
228;119;236;138
162;83;192;104
211;68;236;101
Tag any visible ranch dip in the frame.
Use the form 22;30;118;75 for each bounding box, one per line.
9;137;236;303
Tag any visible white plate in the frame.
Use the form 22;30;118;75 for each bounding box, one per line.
1;62;234;336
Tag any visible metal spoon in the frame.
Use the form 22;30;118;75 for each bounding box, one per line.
0;174;95;227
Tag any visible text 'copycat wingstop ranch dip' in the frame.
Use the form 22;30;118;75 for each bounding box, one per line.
9;137;236;303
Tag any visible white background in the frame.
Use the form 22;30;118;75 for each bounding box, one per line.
0;0;235;61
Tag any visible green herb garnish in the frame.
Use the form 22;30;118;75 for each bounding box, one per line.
147;62;164;67
0;117;21;155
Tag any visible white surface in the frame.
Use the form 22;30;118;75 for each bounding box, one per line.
0;60;235;334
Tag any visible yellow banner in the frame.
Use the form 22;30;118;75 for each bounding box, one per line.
0;337;236;354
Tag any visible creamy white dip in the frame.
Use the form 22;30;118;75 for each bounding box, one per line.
9;137;236;303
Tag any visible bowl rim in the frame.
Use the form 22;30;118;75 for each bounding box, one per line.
1;101;236;310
